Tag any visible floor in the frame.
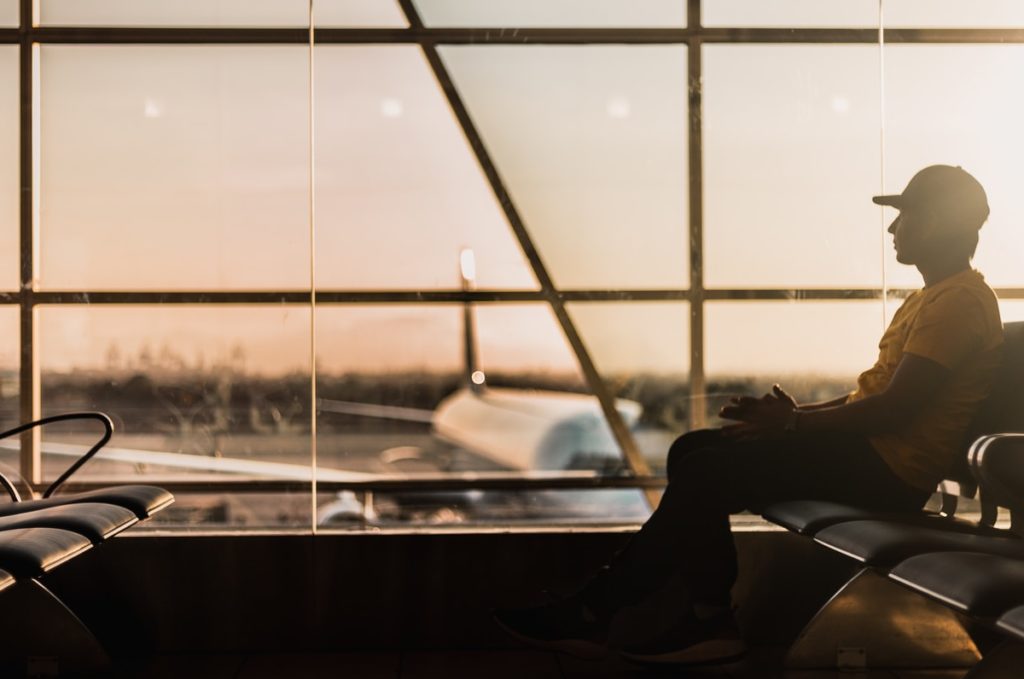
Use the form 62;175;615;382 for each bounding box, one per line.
102;650;970;679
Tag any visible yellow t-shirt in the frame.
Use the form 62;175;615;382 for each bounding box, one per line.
848;268;1003;491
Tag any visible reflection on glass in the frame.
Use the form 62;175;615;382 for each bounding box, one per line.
702;0;877;27
40;0;308;26
884;1;1024;28
37;305;312;528
314;46;536;290
704;45;882;288
40;46;310;290
415;0;684;27
0;47;16;290
883;46;1024;288
567;302;688;467
440;45;688;289
705;300;884;422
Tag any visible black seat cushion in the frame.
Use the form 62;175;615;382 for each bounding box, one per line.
890;551;1024;617
763;501;885;535
762;500;1005;537
997;604;1024;641
814;519;1024;569
0;485;174;520
0;527;92;577
0;503;137;544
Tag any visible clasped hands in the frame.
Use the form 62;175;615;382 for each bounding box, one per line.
719;384;798;441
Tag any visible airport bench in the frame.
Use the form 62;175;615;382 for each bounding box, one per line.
0;412;174;674
760;322;1024;671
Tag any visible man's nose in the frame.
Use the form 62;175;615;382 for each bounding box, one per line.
887;217;899;234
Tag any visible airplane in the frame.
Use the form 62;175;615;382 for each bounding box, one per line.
318;248;644;475
0;249;653;526
315;249;650;523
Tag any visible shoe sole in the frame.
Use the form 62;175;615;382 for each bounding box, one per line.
620;638;746;666
492;615;608;660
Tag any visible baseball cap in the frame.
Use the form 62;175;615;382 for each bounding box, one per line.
873;165;990;231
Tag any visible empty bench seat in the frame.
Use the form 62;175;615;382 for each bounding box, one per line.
889;551;1024;618
0;527;92;578
0;503;137;544
813;519;1023;569
0;485;174;521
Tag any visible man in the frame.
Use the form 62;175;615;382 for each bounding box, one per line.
495;165;1004;665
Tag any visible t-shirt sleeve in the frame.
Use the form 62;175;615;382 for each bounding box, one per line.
903;288;986;370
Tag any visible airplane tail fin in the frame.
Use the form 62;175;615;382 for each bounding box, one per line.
459;248;485;394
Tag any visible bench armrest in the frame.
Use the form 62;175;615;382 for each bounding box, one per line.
0;412;114;500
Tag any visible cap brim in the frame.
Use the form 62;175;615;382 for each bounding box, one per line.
872;194;903;207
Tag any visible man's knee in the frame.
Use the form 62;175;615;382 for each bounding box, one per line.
666;429;723;483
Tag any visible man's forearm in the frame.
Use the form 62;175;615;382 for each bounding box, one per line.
797;393;906;434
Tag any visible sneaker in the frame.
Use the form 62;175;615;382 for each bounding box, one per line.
618;607;745;666
493;596;610;660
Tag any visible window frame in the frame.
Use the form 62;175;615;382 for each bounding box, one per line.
7;0;1024;516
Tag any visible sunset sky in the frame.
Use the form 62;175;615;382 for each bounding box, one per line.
1;2;1022;384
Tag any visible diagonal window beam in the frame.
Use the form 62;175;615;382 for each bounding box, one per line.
395;0;654;500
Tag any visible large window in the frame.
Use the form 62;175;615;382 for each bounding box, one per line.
3;1;1021;532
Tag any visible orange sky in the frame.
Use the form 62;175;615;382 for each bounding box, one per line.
1;4;1023;383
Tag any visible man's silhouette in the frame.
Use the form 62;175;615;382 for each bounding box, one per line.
496;165;1004;665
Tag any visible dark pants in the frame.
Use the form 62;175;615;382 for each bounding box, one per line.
591;428;931;610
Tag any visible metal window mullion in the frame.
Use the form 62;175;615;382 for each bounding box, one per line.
687;0;706;431
18;0;39;485
1;27;1023;46
19;287;1024;304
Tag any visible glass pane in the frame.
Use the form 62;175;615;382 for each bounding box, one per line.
0;306;18;494
704;45;882;288
313;46;536;290
40;0;309;26
315;0;407;27
38;305;312;530
567;301;687;469
1000;300;1024;324
440;45;688;289
883;45;1024;289
703;0;878;27
705;300;884;422
40;46;310;290
315;303;647;527
415;0;685;27
884;1;1024;28
0;306;17;427
0;46;16;291
0;1;15;26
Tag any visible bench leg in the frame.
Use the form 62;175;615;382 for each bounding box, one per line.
785;568;980;670
0;579;111;676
